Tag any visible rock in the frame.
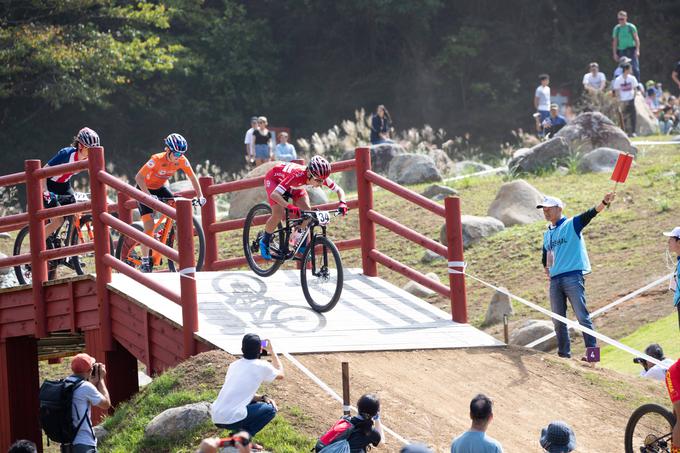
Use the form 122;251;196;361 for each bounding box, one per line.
672;135;680;142
168;179;194;195
508;137;571;173
487;180;544;226
93;424;109;443
341;150;358;191
138;370;152;387
402;272;439;298
0;253;10;276
421;249;445;263
578;147;628;173
634;93;659;136
555;166;569;176
554;112;637;155
0;232;11;240
427;148;455;175
145;402;211;439
452;160;493;175
308;187;329;206
227;162;278;219
483;288;513;326
509;319;577;352
440;215;505;249
370;142;406;173
387;154;442;185
421;184;458;199
0;272;18;288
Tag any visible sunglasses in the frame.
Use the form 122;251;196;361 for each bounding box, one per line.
172;151;183;158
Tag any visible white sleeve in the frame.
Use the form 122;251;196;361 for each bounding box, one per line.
582;74;589;84
599;73;607;83
244;130;253;145
535;86;541;97
82;382;104;406
259;361;280;383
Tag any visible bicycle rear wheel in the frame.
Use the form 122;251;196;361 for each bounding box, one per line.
243;203;284;277
624;403;676;453
300;235;343;313
167;216;205;272
13;226;32;285
114;222;146;270
70;214;115;275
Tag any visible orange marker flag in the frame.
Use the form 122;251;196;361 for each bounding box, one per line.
611;152;634;184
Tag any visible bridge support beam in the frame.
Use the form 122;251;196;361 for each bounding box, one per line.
0;336;41;452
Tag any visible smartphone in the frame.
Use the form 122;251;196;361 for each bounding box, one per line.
261;340;268;348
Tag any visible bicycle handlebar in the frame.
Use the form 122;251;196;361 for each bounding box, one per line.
152;196;201;206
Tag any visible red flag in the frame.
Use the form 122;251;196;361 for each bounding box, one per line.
611;153;633;183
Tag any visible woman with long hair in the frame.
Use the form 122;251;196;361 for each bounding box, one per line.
370;105;393;145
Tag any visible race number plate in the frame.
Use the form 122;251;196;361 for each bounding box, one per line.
585;346;600;363
316;211;331;225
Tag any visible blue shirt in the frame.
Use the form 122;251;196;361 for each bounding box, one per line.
543;212;595;278
274;143;297;162
47;147;81;183
451;431;503;453
674;258;680;306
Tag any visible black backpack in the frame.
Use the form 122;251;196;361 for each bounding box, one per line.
39;376;92;444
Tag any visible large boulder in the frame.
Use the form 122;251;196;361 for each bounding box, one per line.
387;154;442;185
402;272;440;298
308;187;329;206
452;160;493;175
487;180;544;226
371;142;406;173
145;402;211;439
168;179;194;195
427;149;455;176
0;253;10;276
93;424;109;443
227;162;278;219
554;112;637;155
508;137;571;173
634;93;659;136
421;184;458;200
420;249;445;264
440;215;504;249
509;319;576;352
483;288;513;326
578;147;628;173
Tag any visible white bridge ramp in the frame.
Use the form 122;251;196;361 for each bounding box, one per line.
108;269;502;354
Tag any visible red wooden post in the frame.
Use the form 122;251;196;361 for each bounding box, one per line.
199;176;217;271
117;191;133;226
176;198;198;358
88;147;114;350
445;196;468;323
25;159;47;338
355;147;377;276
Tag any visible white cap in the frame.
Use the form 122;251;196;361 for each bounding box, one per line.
663;227;680;238
536;196;564;209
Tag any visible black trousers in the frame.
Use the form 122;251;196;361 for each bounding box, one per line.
620;99;637;135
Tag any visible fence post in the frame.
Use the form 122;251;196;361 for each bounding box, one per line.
25;159;47;338
199;176;217;271
355;147;377;276
88;147;114;351
176;198;198;358
445;196;468;323
117;191;133;226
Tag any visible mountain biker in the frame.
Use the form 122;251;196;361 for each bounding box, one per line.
41;127;100;242
134;133;206;272
260;156;347;260
665;358;680;452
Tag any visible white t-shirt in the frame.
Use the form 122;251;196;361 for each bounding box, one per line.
640;358;675;381
583;72;606;90
212;359;280;425
244;127;255;145
70;378;103;446
535;85;551;111
612;74;638;101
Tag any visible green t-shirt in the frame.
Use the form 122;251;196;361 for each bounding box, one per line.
612;23;637;50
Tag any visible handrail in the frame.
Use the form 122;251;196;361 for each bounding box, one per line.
206;175;264;196
35;201;92;222
97;171;176;220
0;212;29;229
39;242;95;262
364;170;445;217
369;249;450;298
102;254;181;304
0;171;26;188
100;212;179;263
34;160;88;180
0;252;32;269
330;159;356;173
367;209;447;257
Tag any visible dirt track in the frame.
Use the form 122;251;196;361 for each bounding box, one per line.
270;346;668;453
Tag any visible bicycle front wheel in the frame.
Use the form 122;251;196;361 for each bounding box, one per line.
167;216;205;272
13;226;32;285
624;403;676;453
300;235;343;313
243;203;283;277
114;222;146;270
70;214;115;275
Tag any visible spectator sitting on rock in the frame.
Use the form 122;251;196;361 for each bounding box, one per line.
450;394;503;453
646;87;661;114
370;105;393;145
634;343;675;381
659;105;676;135
540;421;576;452
533;74;551;137
273;132;297;162
541;104;567;138
582;62;606;94
212;334;284;446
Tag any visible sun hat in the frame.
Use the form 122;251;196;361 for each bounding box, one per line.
71;353;96;374
663;227;680;239
540;421;576;452
536;196;564;209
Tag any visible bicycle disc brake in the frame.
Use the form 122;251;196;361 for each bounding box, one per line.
641;433;663;452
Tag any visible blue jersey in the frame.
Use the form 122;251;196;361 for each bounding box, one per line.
47;147;81;183
543;216;591;278
674;259;680;307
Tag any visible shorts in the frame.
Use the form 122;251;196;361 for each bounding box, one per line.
45;179;75;208
264;177;306;207
255;144;270;159
136;185;173;217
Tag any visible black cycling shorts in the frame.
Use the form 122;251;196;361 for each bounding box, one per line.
136;186;174;217
45;179;75;208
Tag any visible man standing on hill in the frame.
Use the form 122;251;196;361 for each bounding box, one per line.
537;192;616;360
612;10;640;81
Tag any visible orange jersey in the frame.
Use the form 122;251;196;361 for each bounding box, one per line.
138;152;195;190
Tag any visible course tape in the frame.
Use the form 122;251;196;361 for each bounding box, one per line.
448;266;665;368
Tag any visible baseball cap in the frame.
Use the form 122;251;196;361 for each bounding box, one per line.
71;353;96;374
536;196;564;209
250;116;258;122
550;103;559;110
645;80;656;88
241;333;262;359
618;56;632;65
663;227;680;239
589;62;599;68
540;421;576;452
634;344;665;363
400;444;433;453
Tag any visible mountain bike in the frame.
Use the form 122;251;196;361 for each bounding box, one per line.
624;403;676;452
243;203;344;313
13;192;114;285
115;197;205;272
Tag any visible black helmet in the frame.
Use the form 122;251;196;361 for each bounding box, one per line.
357;394;380;417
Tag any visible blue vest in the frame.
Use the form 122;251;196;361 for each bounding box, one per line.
674;259;680;306
543;217;591;277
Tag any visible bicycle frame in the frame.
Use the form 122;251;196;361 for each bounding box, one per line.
269;210;335;261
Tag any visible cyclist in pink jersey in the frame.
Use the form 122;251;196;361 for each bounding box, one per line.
260;156;347;259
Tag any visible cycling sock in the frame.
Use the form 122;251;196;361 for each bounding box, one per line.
263;232;272;244
141;256;150;264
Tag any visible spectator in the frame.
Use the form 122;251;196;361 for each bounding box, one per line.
252;117;272;167
346;394;385;452
273;132;297;162
612;63;638;136
542;104;567;138
244;116;258;165
533;74;551;137
401;444;433;453
655;82;664;100
582;62;606;94
673;59;680;94
634;344;675;381
212;334;284;444
7;440;37;453
197;432;251;453
450;394;503;453
646;88;660;114
613;56;632;79
664;227;680;331
611;10;640;81
659;106;676;135
67;353;111;453
370;105;393;145
539;421;576;452
538;192;616;359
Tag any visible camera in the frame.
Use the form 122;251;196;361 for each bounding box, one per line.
91;363;101;378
